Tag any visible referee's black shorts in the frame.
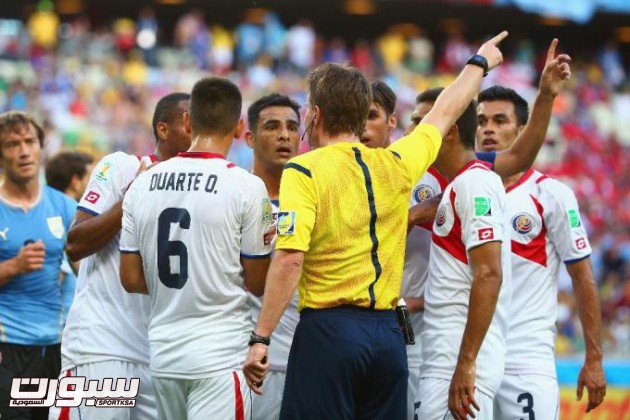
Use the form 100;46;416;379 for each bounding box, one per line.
0;342;61;420
280;305;407;420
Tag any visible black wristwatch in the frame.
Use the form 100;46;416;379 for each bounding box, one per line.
248;331;271;346
466;54;489;77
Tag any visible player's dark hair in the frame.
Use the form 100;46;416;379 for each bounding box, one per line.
306;63;372;138
248;93;301;131
189;77;242;136
478;86;529;125
0;111;45;155
45;151;94;192
371;80;397;116
416;87;478;150
152;92;190;143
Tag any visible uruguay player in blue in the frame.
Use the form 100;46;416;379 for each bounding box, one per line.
0;111;76;420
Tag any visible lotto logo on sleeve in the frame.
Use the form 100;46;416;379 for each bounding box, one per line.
576;237;587;250
277;211;296;236
85;191;101;204
473;196;492;217
478;227;494;241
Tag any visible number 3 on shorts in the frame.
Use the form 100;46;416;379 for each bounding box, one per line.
517;392;535;420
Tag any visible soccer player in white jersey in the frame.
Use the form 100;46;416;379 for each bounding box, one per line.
410;87;511;420
476;85;606;417
360;39;574;419
56;92;190;420
120;77;272;420
245;93;301;420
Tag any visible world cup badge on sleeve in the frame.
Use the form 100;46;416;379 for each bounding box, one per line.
277;211;296;236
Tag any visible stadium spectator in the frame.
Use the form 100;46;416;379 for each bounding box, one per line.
0;111;75;420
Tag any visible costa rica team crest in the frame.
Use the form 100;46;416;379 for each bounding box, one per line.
435;205;447;227
512;212;533;234
413;184;434;203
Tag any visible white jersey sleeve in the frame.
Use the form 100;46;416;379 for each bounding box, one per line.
77;152;139;216
538;178;592;262
241;178;274;258
456;173;506;251
120;186;139;253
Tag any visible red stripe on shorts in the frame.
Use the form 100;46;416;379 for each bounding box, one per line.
58;369;73;420
233;371;244;420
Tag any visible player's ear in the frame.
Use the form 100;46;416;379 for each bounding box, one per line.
388;112;397;130
183;112;192;136
234;118;245;139
245;131;255;149
156;122;168;141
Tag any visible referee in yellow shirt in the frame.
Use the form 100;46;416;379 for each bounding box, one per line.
244;31;509;419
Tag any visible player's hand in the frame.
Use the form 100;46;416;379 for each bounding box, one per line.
407;194;442;233
16;240;46;274
539;38;572;98
476;30;509;72
243;343;269;396
577;359;607;413
449;360;480;419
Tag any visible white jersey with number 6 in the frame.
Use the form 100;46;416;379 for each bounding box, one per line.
120;152;272;380
421;160;511;398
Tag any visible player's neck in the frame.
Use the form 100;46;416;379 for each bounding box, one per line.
502;172;523;189
320;132;360;147
0;178;40;207
188;135;231;157
252;161;281;200
439;150;477;181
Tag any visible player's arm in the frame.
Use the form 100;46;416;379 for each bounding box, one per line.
242;257;271;297
0;241;46;286
493;38;571;177
120;252;148;294
450;241;503;419
566;257;606;412
407;194;441;233
243;161;315;395
66;203;124;262
118;186;147;294
423;31;507;140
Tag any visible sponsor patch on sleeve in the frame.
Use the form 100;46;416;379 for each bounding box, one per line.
95;162;113;182
262;198;273;223
277;211;296;236
478;227;494;241
567;209;581;228
473;196;492;217
85;190;101;204
575;237;587;250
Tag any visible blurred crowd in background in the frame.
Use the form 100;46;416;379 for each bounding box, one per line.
1;2;629;358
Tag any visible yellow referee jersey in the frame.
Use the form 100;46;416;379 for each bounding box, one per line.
276;123;441;311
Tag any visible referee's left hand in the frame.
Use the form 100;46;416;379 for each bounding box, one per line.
243;343;269;395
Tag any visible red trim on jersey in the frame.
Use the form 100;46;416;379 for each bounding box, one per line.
535;174;549;184
506;168;535;193
233;371;244;420
227;162;237;168
432;189;468;265
57;370;73;420
511;194;548;267
419;221;433;231
428;167;449;190
453;159;492;178
177;151;226;159
148;154;158;163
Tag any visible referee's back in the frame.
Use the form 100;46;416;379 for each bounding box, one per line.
276;123;441;311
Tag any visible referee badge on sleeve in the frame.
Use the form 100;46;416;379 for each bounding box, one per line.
277;211;296;236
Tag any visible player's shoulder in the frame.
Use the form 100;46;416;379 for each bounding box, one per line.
98;151;140;167
42;185;75;209
92;151;141;181
534;172;578;204
457;160;499;184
